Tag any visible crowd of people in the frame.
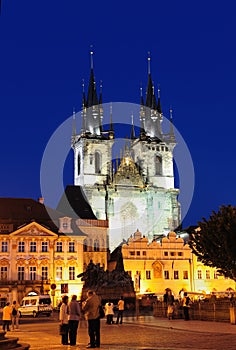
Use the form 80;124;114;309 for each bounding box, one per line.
59;292;125;348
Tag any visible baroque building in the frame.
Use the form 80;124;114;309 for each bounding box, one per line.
0;197;108;306
71;53;180;249
121;229;235;297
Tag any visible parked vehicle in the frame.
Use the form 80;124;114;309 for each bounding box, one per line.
18;295;52;318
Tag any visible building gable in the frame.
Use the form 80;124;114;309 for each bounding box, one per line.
9;222;58;238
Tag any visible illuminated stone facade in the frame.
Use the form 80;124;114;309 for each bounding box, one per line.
122;230;235;297
72;56;180;250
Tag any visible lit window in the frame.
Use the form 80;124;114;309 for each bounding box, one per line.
62;222;68;229
18;266;24;280
137;251;140;256
69;242;75;253
42;241;48;252
29;266;36;280
143;251;146;256
42;266;48;280
69;266;75;280
130;251;135;256
214;270;218;279
30;241;37;253
164;252;168;256
56;266;62;280
178;252;183;257
146;270;151;279
170;252;175;256
18;241;25;253
164;270;169;279
1;241;8;253
183;271;188;279
174;270;179;279
206;270;210;279
0;267;7;280
56;242;63;252
197;270;202;279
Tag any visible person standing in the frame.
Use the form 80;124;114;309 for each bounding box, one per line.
82;290;101;348
59;295;69;345
68;295;81;346
116;296;124;324
182;292;191;321
11;300;19;330
2;302;12;332
104;301;114;324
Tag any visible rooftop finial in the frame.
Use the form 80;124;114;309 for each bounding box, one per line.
140;82;143;97
82;78;85;92
170;106;173;120
158;84;161;99
90;45;94;69
147;51;151;75
110;102;112;116
72;107;76;136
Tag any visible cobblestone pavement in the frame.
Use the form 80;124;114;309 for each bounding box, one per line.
7;316;236;350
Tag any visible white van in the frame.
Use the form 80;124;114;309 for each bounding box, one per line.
18;295;52;318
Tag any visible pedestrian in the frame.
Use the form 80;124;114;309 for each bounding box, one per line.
82;290;101;348
116;296;124;324
182;292;191;320
68;295;81;346
164;290;174;320
104;301;114;324
59;295;69;345
11;300;19;330
2;302;12;332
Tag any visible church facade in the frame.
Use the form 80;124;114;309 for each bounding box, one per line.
72;53;180;249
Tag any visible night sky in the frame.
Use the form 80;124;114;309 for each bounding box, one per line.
0;1;236;229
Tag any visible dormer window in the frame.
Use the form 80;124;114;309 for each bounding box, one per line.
59;217;72;233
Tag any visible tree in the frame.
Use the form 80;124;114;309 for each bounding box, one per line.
189;205;236;281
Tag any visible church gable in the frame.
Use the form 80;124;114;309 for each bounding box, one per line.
9;222;58;238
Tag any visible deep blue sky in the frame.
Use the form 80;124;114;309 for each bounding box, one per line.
0;1;236;228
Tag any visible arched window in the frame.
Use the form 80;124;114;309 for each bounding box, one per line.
94;239;100;252
77;153;81;176
95;151;101;174
155;155;162;175
83;239;88;252
89;239;93;252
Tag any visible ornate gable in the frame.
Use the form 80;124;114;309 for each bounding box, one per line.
9;222;58;238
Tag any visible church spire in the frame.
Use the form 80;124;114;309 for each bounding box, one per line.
130;113;135;140
109;103;114;139
169;107;176;142
157;85;162;114
146;52;153;108
72;108;76;137
99;80;103;133
87;49;98;108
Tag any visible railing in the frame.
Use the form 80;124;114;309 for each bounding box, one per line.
153;300;231;322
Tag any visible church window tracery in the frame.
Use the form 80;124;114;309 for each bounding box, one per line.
155;155;162;175
95;151;101;174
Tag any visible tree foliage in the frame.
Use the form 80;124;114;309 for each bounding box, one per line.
189;205;236;281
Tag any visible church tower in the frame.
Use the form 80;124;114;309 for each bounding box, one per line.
72;53;180;250
72;51;114;189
